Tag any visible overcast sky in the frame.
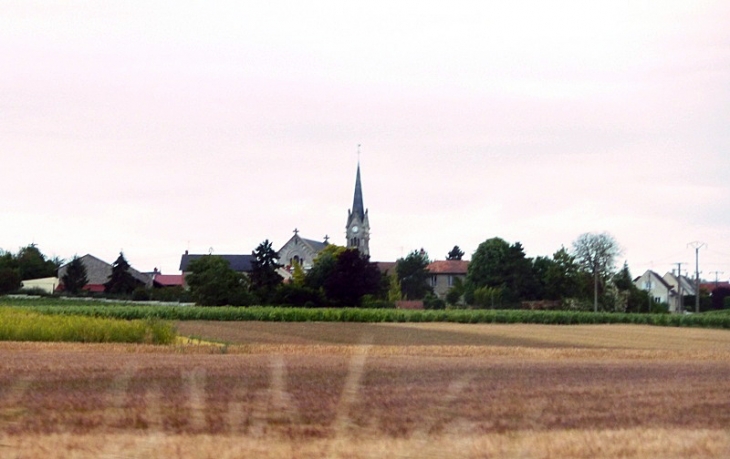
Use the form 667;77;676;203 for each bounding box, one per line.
2;1;729;280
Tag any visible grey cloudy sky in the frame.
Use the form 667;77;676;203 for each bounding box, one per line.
2;1;729;279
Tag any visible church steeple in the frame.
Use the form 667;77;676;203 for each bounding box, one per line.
351;162;365;222
346;157;370;257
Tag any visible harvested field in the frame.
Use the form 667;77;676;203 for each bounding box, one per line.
2;322;730;458
176;320;730;350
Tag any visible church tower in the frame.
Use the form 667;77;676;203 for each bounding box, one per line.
346;161;370;256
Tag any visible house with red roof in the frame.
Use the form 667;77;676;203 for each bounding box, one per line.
427;259;469;299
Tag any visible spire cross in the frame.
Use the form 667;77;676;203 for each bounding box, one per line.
324;235;329;243
293;228;299;236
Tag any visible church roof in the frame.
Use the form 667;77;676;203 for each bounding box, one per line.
350;162;365;222
300;237;328;253
179;254;255;273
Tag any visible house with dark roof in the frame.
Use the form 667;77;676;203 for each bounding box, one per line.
427;260;469;299
179;252;255;273
57;254;152;292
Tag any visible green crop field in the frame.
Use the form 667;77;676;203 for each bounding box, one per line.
3;296;730;328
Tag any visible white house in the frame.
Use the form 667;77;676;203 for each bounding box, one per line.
634;270;678;312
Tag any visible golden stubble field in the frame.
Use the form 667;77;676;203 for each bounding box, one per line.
2;322;730;458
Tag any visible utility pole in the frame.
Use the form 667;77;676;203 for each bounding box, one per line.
710;271;724;288
688;242;706;313
674;262;684;313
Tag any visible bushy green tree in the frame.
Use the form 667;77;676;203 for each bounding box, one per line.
104;252;141;295
396;249;432;300
61;256;88;294
467;238;538;304
186;255;253;306
305;244;346;292
16;245;61;280
534;247;585;301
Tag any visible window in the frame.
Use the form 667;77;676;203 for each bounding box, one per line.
431;275;438;287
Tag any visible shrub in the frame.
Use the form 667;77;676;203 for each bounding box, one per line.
132;287;151;301
149;286;193;303
273;284;324;307
423;293;446;310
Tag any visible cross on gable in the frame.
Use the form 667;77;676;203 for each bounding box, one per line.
293;228;299;236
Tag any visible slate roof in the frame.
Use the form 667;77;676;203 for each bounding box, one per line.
179;254;255;273
375;261;397;274
300;237;328;253
350;162;365;222
57;254;152;288
427;260;469;274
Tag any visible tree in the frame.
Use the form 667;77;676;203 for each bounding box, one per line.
572;232;622;312
446;245;465;261
104;252;141;295
0;250;20;294
467;237;539;304
387;274;403;302
16;244;61;280
534;247;584;301
249;240;283;303
0;267;21;294
323;248;383;306
291;259;306;286
396;249;432;300
305;244;346;292
61;256;88;294
185;255;253;306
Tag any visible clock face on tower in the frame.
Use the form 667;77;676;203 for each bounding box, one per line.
352;225;359;233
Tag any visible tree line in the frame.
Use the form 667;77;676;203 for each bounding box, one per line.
0;233;696;312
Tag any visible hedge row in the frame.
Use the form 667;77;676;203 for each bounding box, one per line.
9;301;730;329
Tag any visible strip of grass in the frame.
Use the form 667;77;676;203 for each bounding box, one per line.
0;307;177;344
4;297;730;329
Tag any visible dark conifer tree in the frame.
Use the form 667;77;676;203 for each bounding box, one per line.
62;256;88;294
104;252;139;294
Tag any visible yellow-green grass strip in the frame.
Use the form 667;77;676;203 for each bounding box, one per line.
0;307;176;344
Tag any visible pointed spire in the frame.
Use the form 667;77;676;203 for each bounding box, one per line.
351;161;365;221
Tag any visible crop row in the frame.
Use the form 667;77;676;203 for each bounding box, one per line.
0;307;176;344
9;301;730;329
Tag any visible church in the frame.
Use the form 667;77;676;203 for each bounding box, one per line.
277;161;370;270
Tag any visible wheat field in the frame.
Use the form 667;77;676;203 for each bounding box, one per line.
2;322;730;458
